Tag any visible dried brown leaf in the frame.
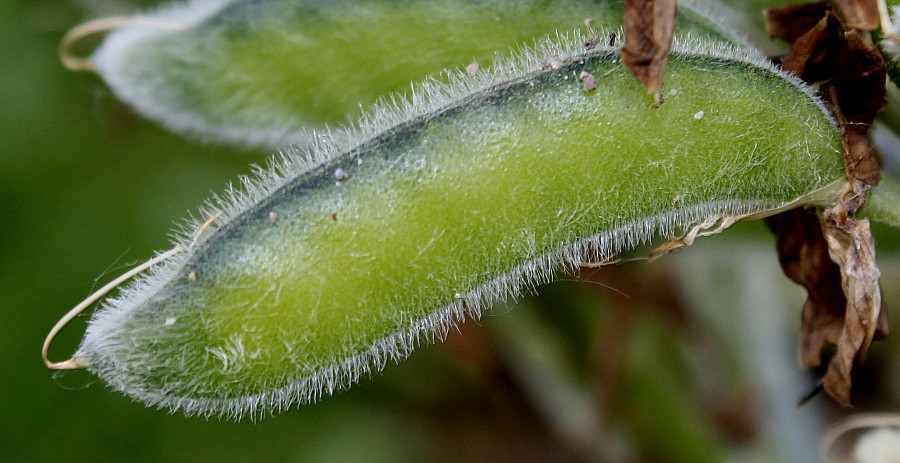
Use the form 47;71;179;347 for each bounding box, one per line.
822;70;885;201
778;11;844;80
766;208;887;407
831;0;880;30
767;5;885;197
765;210;846;369
818;203;886;406
764;3;888;406
620;0;677;104
764;2;830;43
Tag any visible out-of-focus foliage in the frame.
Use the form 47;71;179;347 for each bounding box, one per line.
3;0;900;462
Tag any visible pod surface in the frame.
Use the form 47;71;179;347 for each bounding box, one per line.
80;38;844;417
92;0;732;147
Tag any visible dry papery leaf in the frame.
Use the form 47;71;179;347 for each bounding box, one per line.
620;0;677;105
831;0;880;30
765;209;887;407
819;200;888;406
764;2;831;44
764;1;887;405
764;210;847;373
766;0;880;35
766;2;884;192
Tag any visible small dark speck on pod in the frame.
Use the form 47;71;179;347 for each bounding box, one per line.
331;212;338;222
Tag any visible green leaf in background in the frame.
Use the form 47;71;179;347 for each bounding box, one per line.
68;35;847;418
77;0;737;148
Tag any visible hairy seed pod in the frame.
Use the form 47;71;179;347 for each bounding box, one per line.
80;0;737;148
71;35;844;418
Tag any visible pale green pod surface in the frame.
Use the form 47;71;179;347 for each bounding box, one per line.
90;0;734;148
864;178;900;228
78;36;844;418
881;6;900;90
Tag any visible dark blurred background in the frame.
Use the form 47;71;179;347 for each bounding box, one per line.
2;1;900;462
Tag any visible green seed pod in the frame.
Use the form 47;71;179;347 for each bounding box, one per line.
69;35;844;418
80;0;737;148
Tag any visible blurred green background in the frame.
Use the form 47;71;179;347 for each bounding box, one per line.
2;1;900;462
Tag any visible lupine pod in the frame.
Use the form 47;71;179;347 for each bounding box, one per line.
72;35;845;418
83;0;736;148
